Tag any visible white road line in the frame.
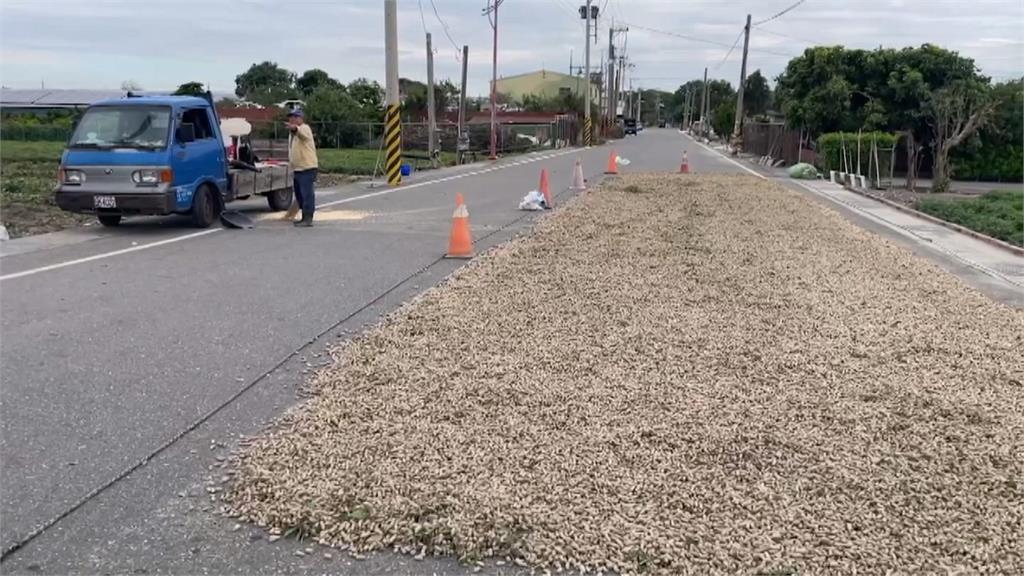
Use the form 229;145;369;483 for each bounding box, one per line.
0;147;583;282
683;134;767;180
0;229;221;281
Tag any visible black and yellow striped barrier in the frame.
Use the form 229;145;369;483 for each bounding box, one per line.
384;104;402;186
583;117;593;147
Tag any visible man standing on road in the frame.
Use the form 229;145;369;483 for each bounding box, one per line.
287;109;318;227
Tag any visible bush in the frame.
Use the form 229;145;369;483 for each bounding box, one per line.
817;131;898;177
916;189;1024;246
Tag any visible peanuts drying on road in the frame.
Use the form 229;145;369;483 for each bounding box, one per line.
228;174;1024;574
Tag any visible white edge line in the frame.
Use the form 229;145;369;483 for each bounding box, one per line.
685;134;767;180
0;229;221;281
0;147;582;282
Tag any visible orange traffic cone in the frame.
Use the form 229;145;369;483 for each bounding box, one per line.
572;159;586;191
539;168;552;208
605;150;619;175
446;193;473;259
679;150;690;174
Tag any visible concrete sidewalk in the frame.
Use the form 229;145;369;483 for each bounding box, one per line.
792;178;1023;307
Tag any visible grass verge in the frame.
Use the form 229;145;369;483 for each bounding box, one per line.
915;189;1024;247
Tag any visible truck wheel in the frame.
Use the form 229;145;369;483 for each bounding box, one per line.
190;185;218;228
97;214;122;227
267;187;293;211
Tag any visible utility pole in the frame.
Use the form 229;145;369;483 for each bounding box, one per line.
606;27;615;124
484;0;503;160
425;33;438;168
457;45;469;165
384;0;402;186
637;88;642;124
700;67;709;139
732;13;752;151
582;0;593;146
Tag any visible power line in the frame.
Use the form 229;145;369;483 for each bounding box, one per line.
429;0;463;57
755;26;822;46
753;0;807;26
714;28;745;70
417;0;429;35
625;21;796;58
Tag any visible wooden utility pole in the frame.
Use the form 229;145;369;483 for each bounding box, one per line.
425;33;438;168
457;45;469;165
731;14;752;151
700;67;709;138
484;0;503;160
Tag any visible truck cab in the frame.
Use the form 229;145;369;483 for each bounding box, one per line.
56;95;231;228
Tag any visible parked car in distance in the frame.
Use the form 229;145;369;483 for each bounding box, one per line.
623;118;638;135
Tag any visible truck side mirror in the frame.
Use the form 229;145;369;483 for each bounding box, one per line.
176;124;196;144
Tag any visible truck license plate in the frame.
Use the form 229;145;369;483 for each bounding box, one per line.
94;195;116;209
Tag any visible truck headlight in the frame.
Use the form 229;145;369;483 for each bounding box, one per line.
62;169;86;185
132;169;172;186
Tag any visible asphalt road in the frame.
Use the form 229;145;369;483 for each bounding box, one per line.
0;129;1018;575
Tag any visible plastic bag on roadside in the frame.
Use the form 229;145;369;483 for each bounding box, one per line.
616;156;632;166
787;163;819;180
518;190;547;211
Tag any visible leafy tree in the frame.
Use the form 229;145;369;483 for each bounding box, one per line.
775;44;986;190
743;70;771;116
296;69;341;97
712;100;736;139
304;86;365;147
347;78;385;121
669;79;734;125
121;80;143;91
235;61;297;106
927;79;994;192
174;82;206;96
952;79;1024;182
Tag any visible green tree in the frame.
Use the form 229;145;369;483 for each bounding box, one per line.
712;100;736;139
296;69;341;97
174;82;206;96
304;86;365;147
775;44;986;189
927;79;995;192
743;70;771;116
952;79;1024;182
347;78;385;121
235;61;297;106
669;79;734;125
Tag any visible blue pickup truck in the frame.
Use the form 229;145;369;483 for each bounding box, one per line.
55;94;293;228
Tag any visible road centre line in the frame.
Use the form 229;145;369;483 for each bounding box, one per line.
0;147;582;282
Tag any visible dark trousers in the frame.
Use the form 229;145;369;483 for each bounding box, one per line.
293;169;317;220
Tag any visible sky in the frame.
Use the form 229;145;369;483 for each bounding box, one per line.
1;0;1022;98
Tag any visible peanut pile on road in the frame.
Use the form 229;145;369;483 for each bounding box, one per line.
228;174;1023;574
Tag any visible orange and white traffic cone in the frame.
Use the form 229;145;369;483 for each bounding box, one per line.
605;150;619;175
679;150;690;174
539;168;552;208
571;159;586;191
446;193;473;259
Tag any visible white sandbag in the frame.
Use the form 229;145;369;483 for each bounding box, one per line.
518;190;547;211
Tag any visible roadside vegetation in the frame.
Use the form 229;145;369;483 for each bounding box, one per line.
916;189;1024;247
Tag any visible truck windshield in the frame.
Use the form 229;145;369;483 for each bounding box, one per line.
69;106;171;150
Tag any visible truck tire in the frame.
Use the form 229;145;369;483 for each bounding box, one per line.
267;187;293;211
190;185;218;228
97;214;122;227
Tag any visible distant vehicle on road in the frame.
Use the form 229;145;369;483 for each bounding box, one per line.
55;93;293;228
623;118;638;135
658;120;667;128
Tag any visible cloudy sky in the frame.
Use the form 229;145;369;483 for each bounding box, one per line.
2;0;1022;97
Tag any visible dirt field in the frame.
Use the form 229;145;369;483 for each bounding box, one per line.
227;173;1023;574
